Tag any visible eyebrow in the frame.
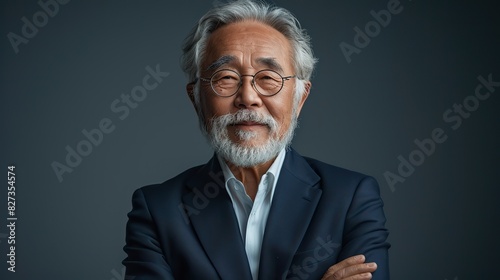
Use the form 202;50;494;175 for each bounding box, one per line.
204;55;285;73
256;57;284;73
205;55;237;72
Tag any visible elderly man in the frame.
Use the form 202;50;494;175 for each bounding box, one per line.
123;1;390;279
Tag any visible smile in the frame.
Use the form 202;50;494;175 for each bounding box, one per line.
230;122;269;130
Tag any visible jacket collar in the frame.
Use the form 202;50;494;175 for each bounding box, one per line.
258;148;322;279
183;156;253;280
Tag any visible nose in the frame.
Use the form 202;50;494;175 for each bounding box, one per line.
233;76;263;109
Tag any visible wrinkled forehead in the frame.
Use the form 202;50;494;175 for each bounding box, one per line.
201;20;294;73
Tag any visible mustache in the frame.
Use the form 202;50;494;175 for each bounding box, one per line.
211;110;279;131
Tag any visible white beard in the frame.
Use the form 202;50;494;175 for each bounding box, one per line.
206;109;297;167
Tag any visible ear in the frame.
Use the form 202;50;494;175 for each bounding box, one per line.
186;83;198;111
295;81;311;117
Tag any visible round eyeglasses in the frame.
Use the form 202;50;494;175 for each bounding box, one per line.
199;69;296;97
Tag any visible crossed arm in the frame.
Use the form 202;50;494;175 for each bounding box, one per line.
322;176;390;280
123;176;389;279
322;255;378;280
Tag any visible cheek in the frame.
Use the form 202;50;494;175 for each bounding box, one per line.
266;100;295;132
200;93;234;120
278;114;293;134
199;90;216;116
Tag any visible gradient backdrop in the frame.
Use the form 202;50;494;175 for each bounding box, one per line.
1;0;499;279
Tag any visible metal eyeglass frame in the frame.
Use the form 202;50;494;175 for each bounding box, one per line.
198;69;296;97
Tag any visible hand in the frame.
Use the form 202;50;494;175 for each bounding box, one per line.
321;255;377;280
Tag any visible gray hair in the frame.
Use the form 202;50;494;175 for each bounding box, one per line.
181;0;317;105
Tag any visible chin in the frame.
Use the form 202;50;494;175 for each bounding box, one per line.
229;130;269;146
232;138;269;148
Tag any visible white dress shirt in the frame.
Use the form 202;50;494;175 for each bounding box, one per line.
218;148;286;280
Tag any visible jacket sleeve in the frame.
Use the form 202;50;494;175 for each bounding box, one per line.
338;176;391;280
122;188;175;280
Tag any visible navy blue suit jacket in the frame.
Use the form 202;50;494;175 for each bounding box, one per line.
123;149;390;279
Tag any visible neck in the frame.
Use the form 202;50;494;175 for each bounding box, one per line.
225;157;276;201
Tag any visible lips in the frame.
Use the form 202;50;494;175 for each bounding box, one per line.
220;109;275;131
233;121;264;126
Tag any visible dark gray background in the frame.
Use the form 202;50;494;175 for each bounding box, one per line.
1;0;499;279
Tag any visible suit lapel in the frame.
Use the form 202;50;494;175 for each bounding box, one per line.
259;149;322;279
182;156;252;280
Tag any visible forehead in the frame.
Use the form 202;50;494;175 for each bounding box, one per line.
202;20;294;72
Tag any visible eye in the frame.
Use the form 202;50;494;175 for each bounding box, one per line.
212;70;239;83
260;75;274;80
220;75;237;80
256;72;281;84
256;71;281;81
